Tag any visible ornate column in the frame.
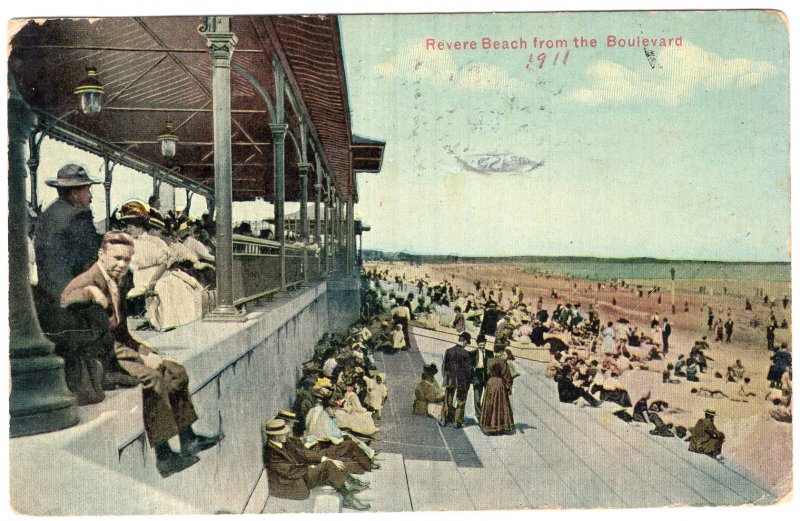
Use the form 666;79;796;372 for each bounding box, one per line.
346;196;355;277
9;77;79;437
271;123;288;290
200;16;243;320
26;130;43;213
298;162;310;242
271;55;288;291
314;154;322;245
322;195;329;274
103;157;114;231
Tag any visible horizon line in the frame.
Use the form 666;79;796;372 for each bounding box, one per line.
362;250;791;264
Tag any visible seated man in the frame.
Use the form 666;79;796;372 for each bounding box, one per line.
600;372;632;407
263;419;370;510
673;355;687;377
663;364;680;384
726;359;746;382
688;409;725;459
555;366;601;407
61;231;221;477
274;411;373;475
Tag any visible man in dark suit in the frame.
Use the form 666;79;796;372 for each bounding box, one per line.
263;419;369;510
440;331;474;428
470;334;494;420
34;164;102;301
61;231;220;477
479;301;502;338
662;317;672;355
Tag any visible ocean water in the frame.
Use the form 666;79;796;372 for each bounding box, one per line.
516;258;791;282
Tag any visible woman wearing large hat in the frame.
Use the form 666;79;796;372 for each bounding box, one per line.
120;199;204;330
412;363;445;417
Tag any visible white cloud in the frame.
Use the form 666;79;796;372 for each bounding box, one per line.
571;42;777;105
375;39;529;94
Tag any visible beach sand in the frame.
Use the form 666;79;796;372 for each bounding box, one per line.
367;260;792;496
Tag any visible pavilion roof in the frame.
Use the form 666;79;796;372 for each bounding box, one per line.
9;15;372;202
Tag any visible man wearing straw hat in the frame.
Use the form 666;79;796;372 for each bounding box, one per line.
273;411;373;475
263;418;370;510
34;163;102;300
688;409;726;459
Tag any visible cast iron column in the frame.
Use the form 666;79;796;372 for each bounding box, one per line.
103;157;114;231
322;196;329;274
26;130;42;214
314;155;322;245
271;123;288;291
298;162;310;242
9;78;79;437
200;16;243;320
346;196;355;277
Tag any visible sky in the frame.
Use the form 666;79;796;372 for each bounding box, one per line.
339;11;790;261
19;10;790;262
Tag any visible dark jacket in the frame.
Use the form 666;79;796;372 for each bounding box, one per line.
264;440;323;499
479;308;501;337
443;343;473;388
34;197;101;300
471;347;494;385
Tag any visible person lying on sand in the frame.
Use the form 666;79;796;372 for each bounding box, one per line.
691;387;728;399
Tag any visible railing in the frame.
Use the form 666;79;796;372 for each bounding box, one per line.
231;234;322;307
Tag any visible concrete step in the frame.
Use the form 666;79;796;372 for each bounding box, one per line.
355;452;412;512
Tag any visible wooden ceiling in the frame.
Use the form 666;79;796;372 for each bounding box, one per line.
9;15;381;202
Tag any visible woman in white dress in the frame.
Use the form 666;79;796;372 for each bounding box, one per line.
125;217;203;330
330;388;380;437
602;321;617;355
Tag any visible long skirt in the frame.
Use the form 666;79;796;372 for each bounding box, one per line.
479;376;514;434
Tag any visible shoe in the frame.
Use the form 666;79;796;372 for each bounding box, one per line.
455;423;463;429
157;451;200;478
342;495;371;511
102;370;140;390
344;479;369;493
181;432;224;457
370;461;381;470
348;475;370;487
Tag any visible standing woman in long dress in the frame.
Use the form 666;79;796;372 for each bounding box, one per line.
602;321;617;355
479;343;515;435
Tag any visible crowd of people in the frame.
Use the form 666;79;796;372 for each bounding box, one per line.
264;287;395;510
364;262;793;461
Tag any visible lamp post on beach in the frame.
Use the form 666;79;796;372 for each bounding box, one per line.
670;267;676;314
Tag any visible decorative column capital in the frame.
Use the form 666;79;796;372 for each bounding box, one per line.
298;162;310;175
270;123;288;141
199;16;238;64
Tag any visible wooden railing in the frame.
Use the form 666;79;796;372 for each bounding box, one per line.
231;234;322;306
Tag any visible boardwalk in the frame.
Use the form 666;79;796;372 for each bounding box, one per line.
354;325;777;512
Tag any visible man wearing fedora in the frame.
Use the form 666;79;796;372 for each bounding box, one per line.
440;331;474;428
470;334;494;421
35;164;102;300
263;418;370;510
688;409;726;459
